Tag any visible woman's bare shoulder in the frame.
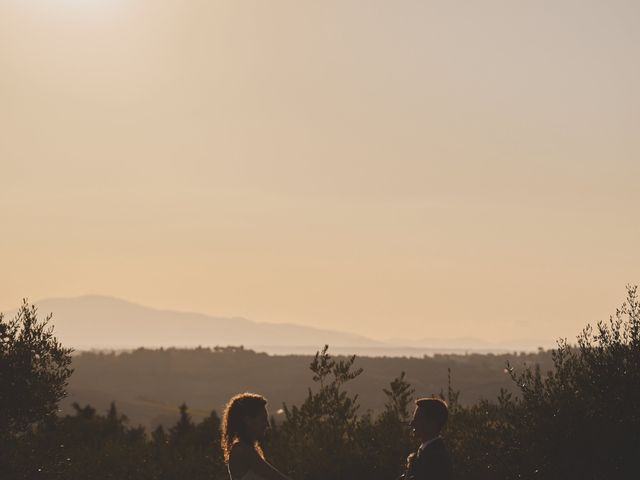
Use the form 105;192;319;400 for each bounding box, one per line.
229;442;257;472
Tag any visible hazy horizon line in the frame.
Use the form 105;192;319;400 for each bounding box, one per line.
2;292;559;350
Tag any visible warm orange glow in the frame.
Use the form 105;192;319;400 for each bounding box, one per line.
1;1;639;345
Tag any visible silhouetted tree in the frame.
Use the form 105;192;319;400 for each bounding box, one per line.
0;300;73;437
443;285;640;480
269;345;364;480
500;285;640;480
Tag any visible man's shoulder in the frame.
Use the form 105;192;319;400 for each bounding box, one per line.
421;438;449;456
418;439;452;477
430;438;449;453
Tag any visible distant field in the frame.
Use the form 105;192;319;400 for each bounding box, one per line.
62;346;554;429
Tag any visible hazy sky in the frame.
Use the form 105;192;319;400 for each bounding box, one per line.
1;0;639;344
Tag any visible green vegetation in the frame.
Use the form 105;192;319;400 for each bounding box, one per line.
63;346;555;429
0;300;73;437
1;287;639;479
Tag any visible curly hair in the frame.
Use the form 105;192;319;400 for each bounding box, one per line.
221;392;268;464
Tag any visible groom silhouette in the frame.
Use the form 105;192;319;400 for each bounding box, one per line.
401;397;452;480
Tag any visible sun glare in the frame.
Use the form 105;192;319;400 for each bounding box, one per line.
23;0;125;15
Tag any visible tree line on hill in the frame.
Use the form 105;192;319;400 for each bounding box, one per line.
62;344;555;429
2;286;639;479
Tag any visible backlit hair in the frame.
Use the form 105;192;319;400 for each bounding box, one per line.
221;392;267;464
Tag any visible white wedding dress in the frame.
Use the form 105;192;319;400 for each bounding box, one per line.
228;466;266;480
240;471;265;480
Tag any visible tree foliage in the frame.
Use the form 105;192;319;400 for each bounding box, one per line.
0;300;73;437
268;345;366;480
445;285;640;480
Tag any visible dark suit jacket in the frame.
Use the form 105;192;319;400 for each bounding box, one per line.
404;438;452;480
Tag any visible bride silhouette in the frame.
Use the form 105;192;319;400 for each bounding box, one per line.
221;393;292;480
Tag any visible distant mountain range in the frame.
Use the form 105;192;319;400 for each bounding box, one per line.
2;295;553;354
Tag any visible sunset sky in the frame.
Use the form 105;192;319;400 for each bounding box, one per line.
1;1;639;345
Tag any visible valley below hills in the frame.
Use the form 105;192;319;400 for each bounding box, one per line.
63;346;555;429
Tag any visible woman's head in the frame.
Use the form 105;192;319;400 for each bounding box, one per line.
221;392;269;463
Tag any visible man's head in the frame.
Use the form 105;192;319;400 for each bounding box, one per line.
409;397;449;441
